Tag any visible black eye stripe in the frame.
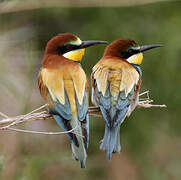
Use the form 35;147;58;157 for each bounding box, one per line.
120;51;130;59
120;48;139;59
56;44;79;55
66;44;73;51
128;49;134;54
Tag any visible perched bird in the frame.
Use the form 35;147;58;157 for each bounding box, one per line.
91;39;161;160
38;33;107;168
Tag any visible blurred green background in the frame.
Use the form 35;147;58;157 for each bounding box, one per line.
0;0;181;179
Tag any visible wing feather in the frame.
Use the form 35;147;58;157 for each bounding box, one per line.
38;70;54;107
71;66;87;105
41;68;65;104
93;65;109;96
91;58;140;127
39;65;89;148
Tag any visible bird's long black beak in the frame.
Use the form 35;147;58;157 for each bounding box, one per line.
140;44;162;52
79;40;108;49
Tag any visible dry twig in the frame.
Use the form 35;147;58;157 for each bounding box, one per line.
0;90;166;135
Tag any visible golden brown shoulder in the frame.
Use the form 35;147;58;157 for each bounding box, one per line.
39;62;88;106
92;56;140;97
38;70;54;107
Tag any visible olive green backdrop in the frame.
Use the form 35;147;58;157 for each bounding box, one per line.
0;1;181;180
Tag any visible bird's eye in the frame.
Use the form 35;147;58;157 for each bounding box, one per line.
66;44;73;51
56;44;77;55
128;49;134;55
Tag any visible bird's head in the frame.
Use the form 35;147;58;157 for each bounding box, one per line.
45;33;108;62
103;39;161;65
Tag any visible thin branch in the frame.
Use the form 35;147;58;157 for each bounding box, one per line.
136;103;166;109
5;126;83;137
0;106;82;137
0;111;52;129
138;90;149;97
0;90;166;135
0;112;8;118
26;104;48;115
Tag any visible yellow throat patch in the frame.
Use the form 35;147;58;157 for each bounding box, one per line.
63;49;85;62
127;53;143;65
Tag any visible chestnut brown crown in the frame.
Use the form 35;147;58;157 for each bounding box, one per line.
103;39;138;57
103;39;161;65
45;33;78;54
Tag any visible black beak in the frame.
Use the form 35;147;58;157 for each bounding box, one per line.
79;40;108;49
140;44;162;52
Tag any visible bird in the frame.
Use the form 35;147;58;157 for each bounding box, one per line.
91;39;161;160
38;33;107;168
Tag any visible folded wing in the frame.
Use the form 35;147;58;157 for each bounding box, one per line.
38;65;89;148
92;58;140;127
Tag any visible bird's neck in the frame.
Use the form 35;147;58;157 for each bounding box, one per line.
131;64;142;76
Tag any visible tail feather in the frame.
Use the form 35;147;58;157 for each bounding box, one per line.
72;143;86;168
53;114;87;168
100;125;121;160
70;115;87;168
53;114;79;146
113;127;121;153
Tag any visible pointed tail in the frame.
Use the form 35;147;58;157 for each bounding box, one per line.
53;114;87;168
70;115;87;168
71;142;87;168
100;125;121;160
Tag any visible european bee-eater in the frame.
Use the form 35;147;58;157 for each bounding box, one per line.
91;39;161;160
38;33;107;168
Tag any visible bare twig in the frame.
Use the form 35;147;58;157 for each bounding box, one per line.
0;105;82;136
0;111;52;129
0;112;8;118
5;126;83;136
136;103;166;109
0;90;166;135
138;90;149;97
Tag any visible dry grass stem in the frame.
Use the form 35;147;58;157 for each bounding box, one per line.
0;90;166;135
5;126;83;136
